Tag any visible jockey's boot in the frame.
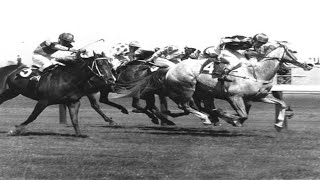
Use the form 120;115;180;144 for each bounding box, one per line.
28;67;51;87
29;75;41;83
28;75;41;89
218;68;232;82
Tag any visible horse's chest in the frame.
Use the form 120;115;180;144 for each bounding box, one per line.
238;83;272;98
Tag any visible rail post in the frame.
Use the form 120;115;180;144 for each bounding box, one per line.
59;104;67;124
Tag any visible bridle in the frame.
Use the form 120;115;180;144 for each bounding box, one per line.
262;42;296;63
87;57;115;84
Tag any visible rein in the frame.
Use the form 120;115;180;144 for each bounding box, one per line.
242;43;289;83
87;57;114;84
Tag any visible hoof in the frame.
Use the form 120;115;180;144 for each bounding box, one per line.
161;120;176;126
203;121;212;126
274;124;283;132
75;134;89;138
132;108;145;113
7;130;18;136
7;126;26;136
213;122;222;126
234;121;243;127
121;109;129;114
109;121;118;126
151;118;160;125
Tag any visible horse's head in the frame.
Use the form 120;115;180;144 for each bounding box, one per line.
85;51;116;85
267;42;314;71
182;46;200;60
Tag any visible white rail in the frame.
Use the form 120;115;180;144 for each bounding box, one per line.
271;85;320;94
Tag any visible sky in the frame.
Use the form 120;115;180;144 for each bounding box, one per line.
0;0;320;66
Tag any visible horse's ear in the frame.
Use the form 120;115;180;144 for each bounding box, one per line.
102;51;106;57
93;51;96;57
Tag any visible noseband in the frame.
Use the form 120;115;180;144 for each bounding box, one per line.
88;57;115;84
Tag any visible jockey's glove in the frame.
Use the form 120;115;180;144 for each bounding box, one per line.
79;49;87;55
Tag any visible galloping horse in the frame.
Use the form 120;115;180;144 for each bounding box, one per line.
115;42;313;130
0;52;115;136
114;60;176;125
170;42;313;130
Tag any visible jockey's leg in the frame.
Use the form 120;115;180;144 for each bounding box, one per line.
215;49;243;82
30;55;56;83
154;58;176;67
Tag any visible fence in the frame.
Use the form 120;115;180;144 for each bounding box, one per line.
271;65;320;129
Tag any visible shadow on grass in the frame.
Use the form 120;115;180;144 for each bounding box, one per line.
0;131;88;138
93;125;274;138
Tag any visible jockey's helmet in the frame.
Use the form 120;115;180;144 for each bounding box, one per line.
253;33;268;43
59;33;75;43
129;41;141;48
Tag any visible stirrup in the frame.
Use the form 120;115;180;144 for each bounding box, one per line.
218;75;232;82
30;75;41;82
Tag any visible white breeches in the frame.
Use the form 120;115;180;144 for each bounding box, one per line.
32;54;65;71
154;57;177;68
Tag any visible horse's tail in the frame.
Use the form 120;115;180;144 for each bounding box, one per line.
114;68;169;99
0;64;25;93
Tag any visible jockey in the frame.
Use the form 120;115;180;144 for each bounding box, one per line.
108;42;131;71
32;33;85;72
243;33;270;61
108;41;154;72
127;41;155;62
207;33;269;81
145;45;185;67
182;46;201;60
30;33;86;82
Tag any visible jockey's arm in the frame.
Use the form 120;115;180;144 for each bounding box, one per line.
244;49;263;59
145;48;164;62
54;44;79;53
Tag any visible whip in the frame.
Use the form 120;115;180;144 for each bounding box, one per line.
80;38;105;49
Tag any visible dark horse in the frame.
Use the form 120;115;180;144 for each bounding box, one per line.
114;60;177;125
0;52;115;136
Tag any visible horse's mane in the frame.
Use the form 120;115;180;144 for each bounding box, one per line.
116;60;150;74
114;68;169;99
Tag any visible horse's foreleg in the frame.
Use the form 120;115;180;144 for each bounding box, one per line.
99;90;128;114
87;94;117;126
66;101;82;136
8;100;48;135
255;95;287;130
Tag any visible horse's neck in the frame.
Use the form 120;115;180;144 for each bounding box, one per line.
253;58;280;81
55;62;90;81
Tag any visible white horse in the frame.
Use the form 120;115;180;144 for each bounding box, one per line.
166;42;313;130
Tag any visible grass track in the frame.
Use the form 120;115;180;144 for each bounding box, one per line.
0;95;320;179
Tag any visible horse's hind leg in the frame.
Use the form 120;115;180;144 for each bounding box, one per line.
177;101;212;125
87;93;117;126
161;95;189;118
215;96;248;127
201;98;222;126
8;99;48;135
131;97;145;113
0;90;19;105
145;94;175;126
